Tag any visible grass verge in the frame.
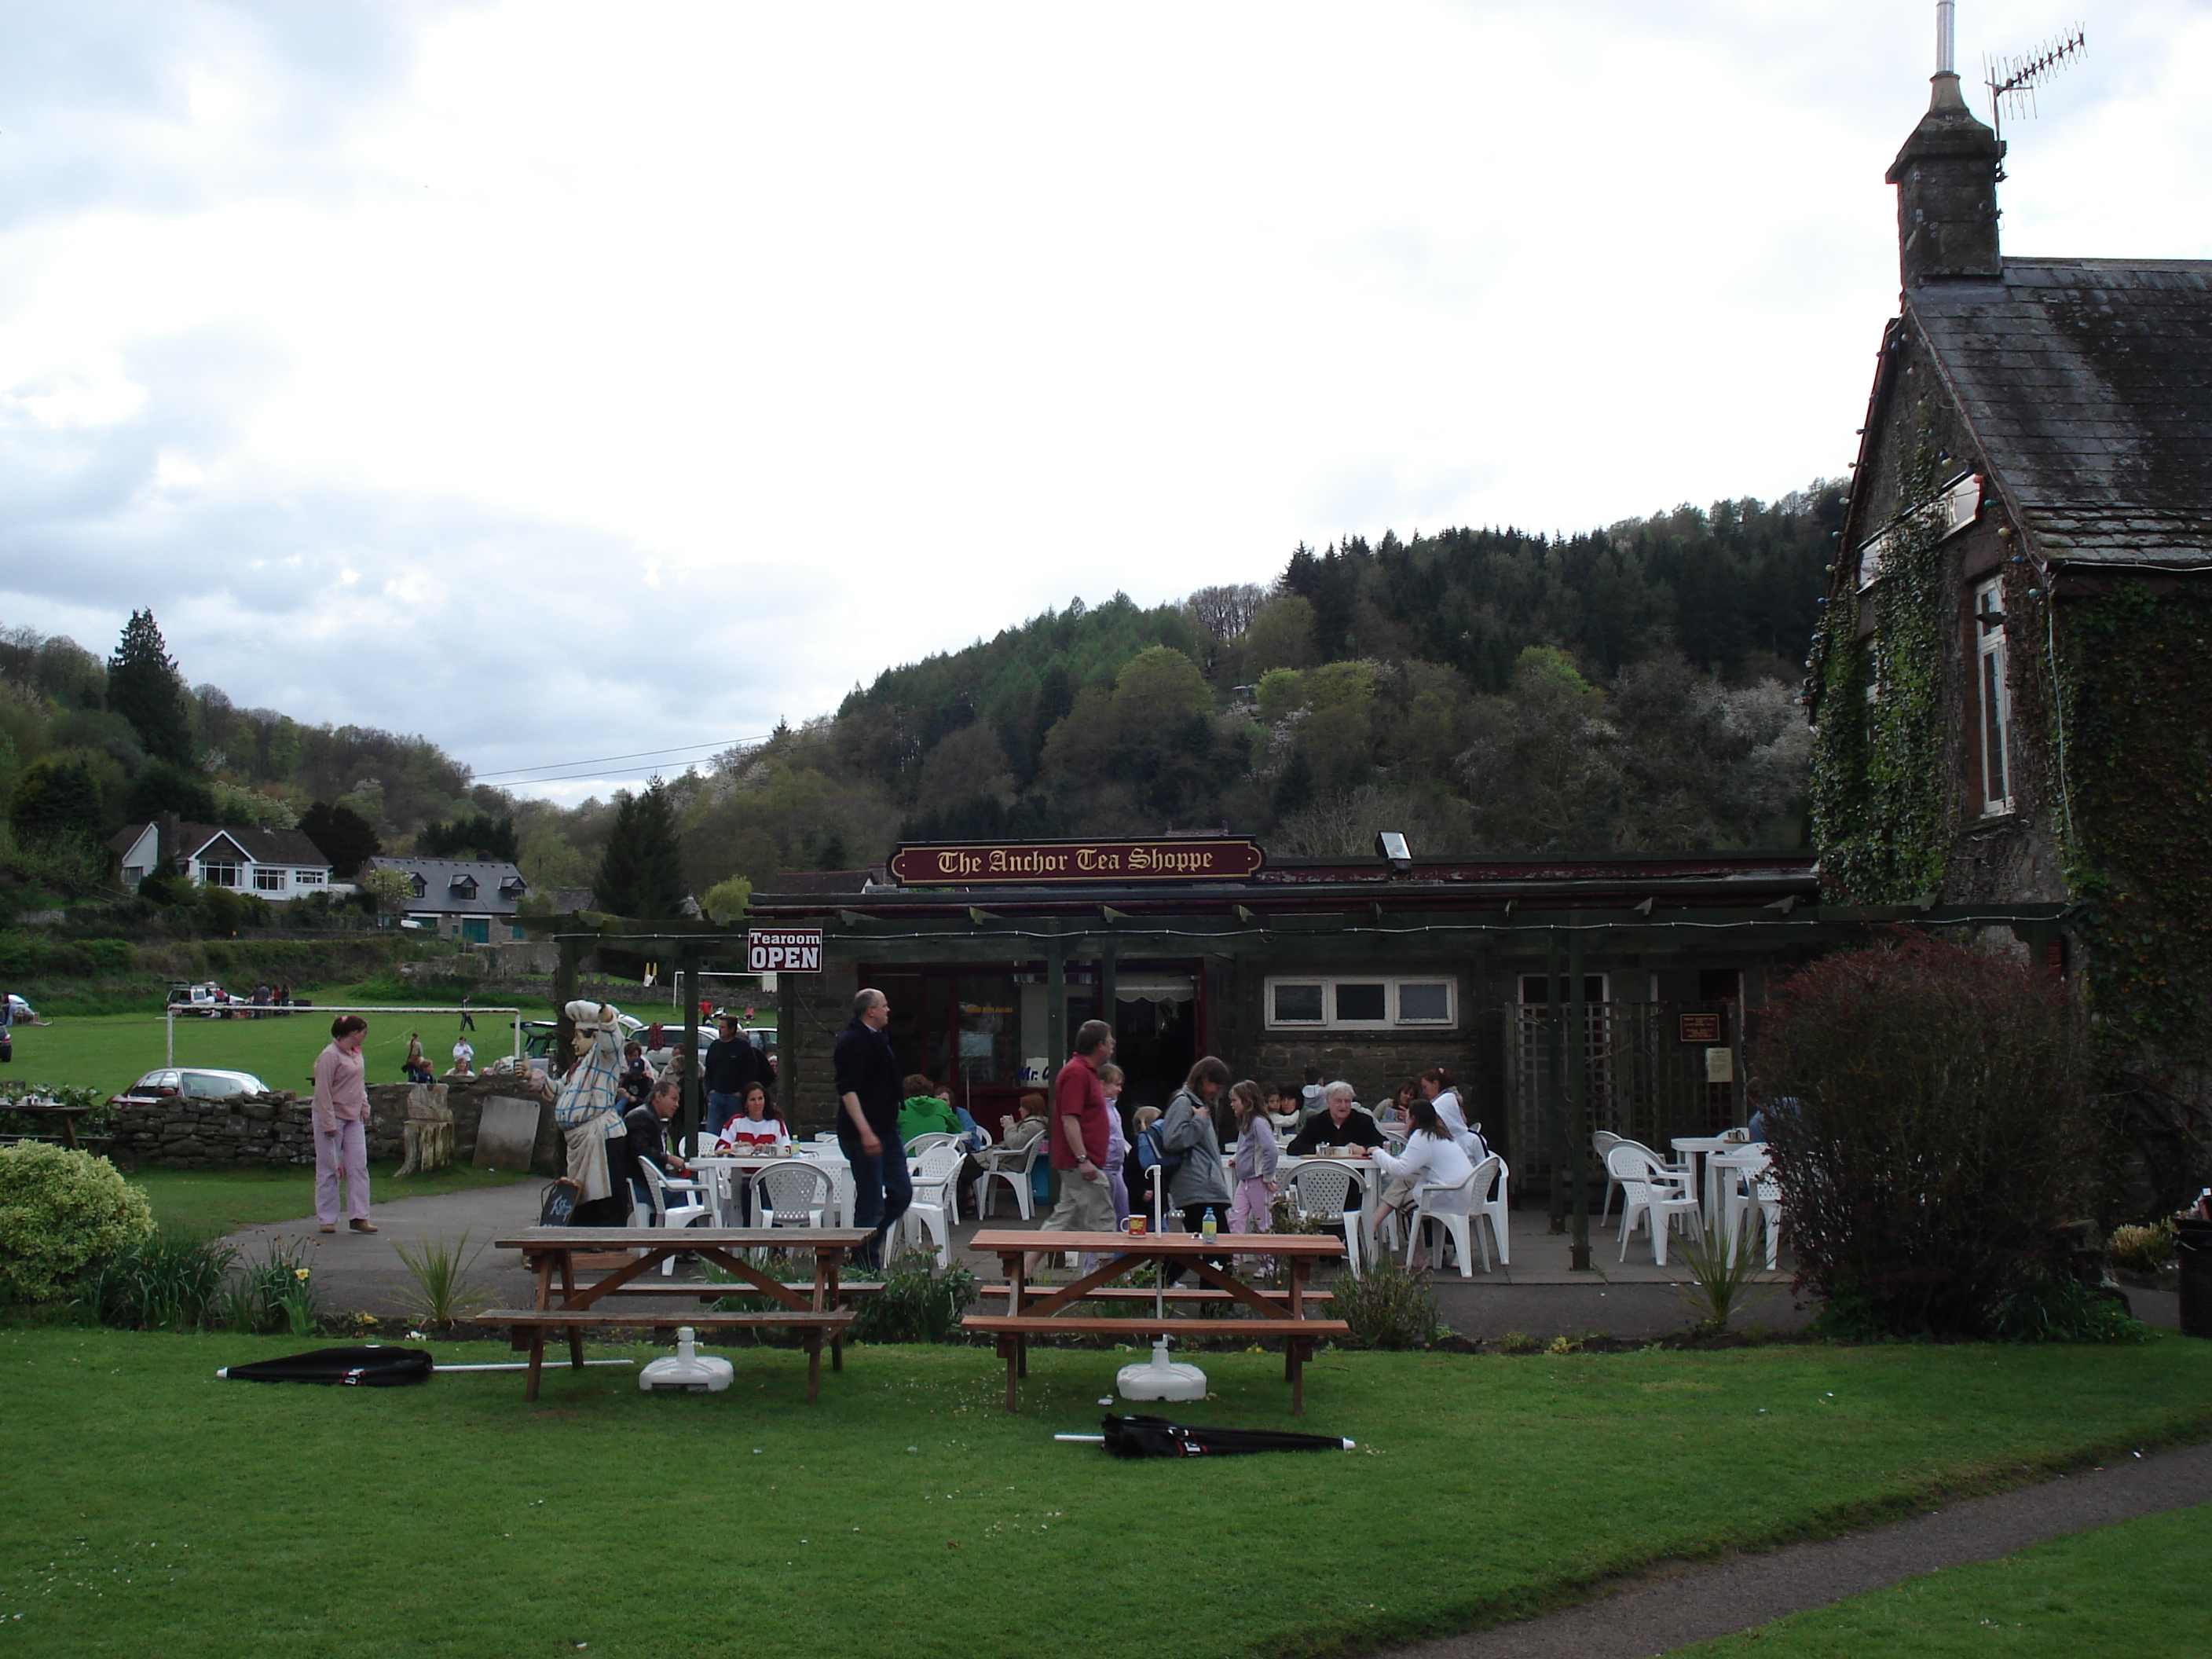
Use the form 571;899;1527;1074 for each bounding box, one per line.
1680;1498;2212;1656
1;1328;2208;1657
128;1160;526;1236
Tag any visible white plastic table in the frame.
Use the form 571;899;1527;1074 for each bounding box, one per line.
1670;1135;1744;1234
691;1148;851;1228
1707;1144;1771;1249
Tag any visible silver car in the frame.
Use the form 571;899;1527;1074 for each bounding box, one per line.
118;1067;273;1101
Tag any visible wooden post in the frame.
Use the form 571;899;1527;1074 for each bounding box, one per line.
1100;936;1117;1047
679;943;701;1149
1046;934;1065;1079
1566;924;1591;1271
778;970;800;1126
1545;932;1566;1232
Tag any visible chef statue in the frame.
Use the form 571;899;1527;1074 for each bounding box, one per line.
555;1000;632;1225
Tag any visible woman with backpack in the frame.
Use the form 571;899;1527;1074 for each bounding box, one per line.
1159;1056;1234;1283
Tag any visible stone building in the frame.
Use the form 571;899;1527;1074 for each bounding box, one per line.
1807;49;2212;1198
745;837;2058;1197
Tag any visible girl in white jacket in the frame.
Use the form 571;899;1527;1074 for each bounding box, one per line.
1368;1097;1475;1270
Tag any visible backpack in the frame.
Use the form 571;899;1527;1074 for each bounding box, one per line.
1151;1092;1200;1185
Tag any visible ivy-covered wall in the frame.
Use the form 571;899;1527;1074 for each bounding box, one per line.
2056;577;2212;1199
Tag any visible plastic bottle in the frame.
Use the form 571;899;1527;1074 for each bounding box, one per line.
1202;1210;1218;1243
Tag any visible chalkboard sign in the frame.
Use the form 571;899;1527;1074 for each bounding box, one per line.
538;1178;581;1226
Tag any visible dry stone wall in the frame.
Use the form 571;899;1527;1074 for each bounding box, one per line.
108;1074;563;1175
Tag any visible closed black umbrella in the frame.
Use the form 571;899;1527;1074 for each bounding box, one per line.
1082;1414;1353;1457
218;1346;435;1386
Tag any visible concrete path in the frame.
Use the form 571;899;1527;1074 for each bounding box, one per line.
1368;1439;2212;1658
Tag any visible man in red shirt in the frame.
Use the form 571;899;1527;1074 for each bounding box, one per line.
1027;1019;1116;1272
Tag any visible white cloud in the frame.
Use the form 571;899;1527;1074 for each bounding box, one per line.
2;0;2207;795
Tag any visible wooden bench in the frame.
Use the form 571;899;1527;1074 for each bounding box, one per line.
491;1225;872;1402
963;1229;1347;1413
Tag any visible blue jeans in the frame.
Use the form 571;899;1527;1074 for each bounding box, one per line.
840;1130;913;1269
705;1091;742;1139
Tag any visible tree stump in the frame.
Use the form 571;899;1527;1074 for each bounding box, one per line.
396;1082;454;1176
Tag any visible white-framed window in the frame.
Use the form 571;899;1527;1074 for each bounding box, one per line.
1265;976;1456;1031
1974;576;2012;815
295;869;324;887
252;867;284;892
201;860;240;888
123;866;145;886
1517;974;1609;1005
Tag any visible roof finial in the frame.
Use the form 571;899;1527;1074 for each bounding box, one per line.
1936;2;1956;75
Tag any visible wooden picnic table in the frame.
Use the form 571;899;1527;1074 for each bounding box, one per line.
487;1226;870;1402
4;1102;90;1149
963;1229;1350;1415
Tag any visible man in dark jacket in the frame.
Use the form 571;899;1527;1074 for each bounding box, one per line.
834;987;907;1269
703;1016;777;1138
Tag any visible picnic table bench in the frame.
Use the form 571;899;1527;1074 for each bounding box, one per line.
488;1226;870;1402
963;1229;1350;1415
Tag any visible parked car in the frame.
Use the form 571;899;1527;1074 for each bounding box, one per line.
0;1024;10;1064
165;981;234;1016
115;1067;273;1102
4;993;35;1025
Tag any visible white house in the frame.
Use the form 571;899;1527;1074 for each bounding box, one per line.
109;819;335;902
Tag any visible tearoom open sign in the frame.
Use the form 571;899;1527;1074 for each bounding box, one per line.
748;928;823;973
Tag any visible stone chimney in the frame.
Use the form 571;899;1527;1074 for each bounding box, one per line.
1885;53;2004;289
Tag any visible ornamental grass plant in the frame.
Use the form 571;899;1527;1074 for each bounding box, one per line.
1753;936;2093;1340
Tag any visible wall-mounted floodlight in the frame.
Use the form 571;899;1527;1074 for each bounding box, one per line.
1375;831;1412;870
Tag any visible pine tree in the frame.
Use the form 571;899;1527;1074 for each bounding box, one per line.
106;610;194;765
299;801;382;877
594;778;688;918
8;757;106;846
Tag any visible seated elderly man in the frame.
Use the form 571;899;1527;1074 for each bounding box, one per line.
1286;1081;1387;1155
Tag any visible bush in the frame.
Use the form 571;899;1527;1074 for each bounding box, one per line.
851;1251;978;1343
0;1144;156;1302
79;1230;236;1331
1332;1258;1438;1350
1754;935;2092;1339
1983;1272;2149;1344
2107;1220;2177;1274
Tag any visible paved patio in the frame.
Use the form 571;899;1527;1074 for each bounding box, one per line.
219;1182;2179;1340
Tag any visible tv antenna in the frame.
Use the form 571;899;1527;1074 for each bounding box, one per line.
1983;22;2086;169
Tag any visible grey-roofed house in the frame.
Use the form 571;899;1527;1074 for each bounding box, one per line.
1807;50;2212;1200
365;857;534;943
110;819;336;901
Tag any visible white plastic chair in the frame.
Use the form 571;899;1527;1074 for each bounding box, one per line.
1407;1156;1494;1277
972;1132;1046;1220
632;1159;712;1275
755;1160;833;1232
897;1142;964;1267
1286;1161;1368;1277
905;1131;961;1159
1476;1155;1512;1267
1593;1130;1626;1222
1607;1143;1701;1265
1722;1151;1783;1269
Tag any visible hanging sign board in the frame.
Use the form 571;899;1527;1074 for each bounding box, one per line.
1678;1013;1723;1044
889;837;1265;885
748;928;822;972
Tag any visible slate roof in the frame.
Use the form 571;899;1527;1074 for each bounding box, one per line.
108;821;334;868
1911;259;2212;569
367;856;529;917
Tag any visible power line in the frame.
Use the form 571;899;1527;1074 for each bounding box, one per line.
472;734;773;782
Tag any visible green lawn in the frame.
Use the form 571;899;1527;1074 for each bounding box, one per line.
1683;1499;2212;1656
127;1161;526;1236
2;1329;2208;1658
6;997;530;1099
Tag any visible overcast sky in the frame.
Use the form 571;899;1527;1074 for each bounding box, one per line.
3;0;2207;802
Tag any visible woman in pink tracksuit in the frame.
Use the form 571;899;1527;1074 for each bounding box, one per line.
312;1014;375;1233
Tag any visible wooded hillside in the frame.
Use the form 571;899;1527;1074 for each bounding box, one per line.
2;481;1840;917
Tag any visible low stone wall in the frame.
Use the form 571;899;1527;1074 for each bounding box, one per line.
108;1073;562;1176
